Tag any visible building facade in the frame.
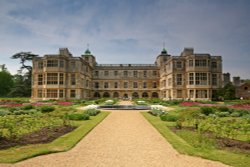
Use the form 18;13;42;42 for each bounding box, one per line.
32;47;222;100
222;73;231;87
236;83;250;100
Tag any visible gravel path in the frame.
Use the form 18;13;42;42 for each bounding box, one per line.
0;101;229;167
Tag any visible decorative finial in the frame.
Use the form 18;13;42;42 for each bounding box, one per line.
85;43;91;55
161;42;167;54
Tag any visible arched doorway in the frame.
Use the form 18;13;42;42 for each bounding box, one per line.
152;92;159;98
103;92;110;98
123;93;128;99
113;92;119;98
142;92;148;98
94;92;100;98
132;92;139;99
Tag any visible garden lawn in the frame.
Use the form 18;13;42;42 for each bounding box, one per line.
0;112;109;163
142;112;250;167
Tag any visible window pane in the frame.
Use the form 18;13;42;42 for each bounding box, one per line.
176;74;182;85
46;89;58;98
124;71;128;77
133;71;138;77
189;73;194;85
38;74;43;85
71;74;76;85
70;90;76;98
124;82;128;88
47;73;58;85
47;60;58;67
59;73;64;85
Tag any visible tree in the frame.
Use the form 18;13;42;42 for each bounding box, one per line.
11;52;38;73
8;74;30;97
10;52;38;97
213;83;236;101
223;83;236;100
0;70;13;97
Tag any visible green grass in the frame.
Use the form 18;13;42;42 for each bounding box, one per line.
142;112;250;167
175;130;217;149
0;112;109;163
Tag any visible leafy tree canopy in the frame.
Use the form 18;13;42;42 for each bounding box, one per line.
11;52;38;73
0;71;13;97
9;52;38;97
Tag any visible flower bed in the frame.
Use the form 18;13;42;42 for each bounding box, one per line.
180;101;219;107
57;101;74;106
180;101;201;107
230;104;250;110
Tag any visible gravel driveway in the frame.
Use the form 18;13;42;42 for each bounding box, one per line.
0;101;229;167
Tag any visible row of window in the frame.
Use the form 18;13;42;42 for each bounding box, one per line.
168;60;219;69
94;70;158;77
37;89;76;98
172;90;208;98
161;73;218;86
189;90;208;98
37;89;159;99
94;81;158;89
37;73;89;86
37;60;90;72
189;73;217;85
93;92;159;98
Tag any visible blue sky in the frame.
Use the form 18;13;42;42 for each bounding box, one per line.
0;0;250;79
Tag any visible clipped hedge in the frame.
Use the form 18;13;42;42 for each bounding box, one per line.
66;113;89;120
84;109;100;116
160;114;178;122
40;106;55;113
216;111;230;117
22;105;34;110
200;107;215;116
148;109;165;116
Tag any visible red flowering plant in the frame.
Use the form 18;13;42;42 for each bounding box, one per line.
4;103;23;108
0;99;28;108
198;103;218;107
180;101;220;107
57;101;74;106
230;104;250;110
180;101;201;107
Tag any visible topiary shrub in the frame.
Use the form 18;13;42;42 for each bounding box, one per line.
22;105;34;110
237;109;250;116
105;100;114;105
13;110;32;115
150;98;162;104
66;113;89;120
84;109;100;116
200;107;214;116
0;111;7;116
160;114;178;122
8;107;19;113
230;112;241;117
40;106;55;113
148;109;165;116
216;111;230;117
217;106;229;112
137;100;147;105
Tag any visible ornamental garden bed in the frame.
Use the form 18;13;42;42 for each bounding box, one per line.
169;126;250;152
0;100;102;152
0;125;76;150
147;104;250;156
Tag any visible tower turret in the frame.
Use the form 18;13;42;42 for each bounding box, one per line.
155;48;170;67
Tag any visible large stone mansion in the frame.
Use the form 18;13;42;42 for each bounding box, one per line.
32;47;222;100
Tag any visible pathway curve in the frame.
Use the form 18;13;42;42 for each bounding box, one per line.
1;101;229;167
